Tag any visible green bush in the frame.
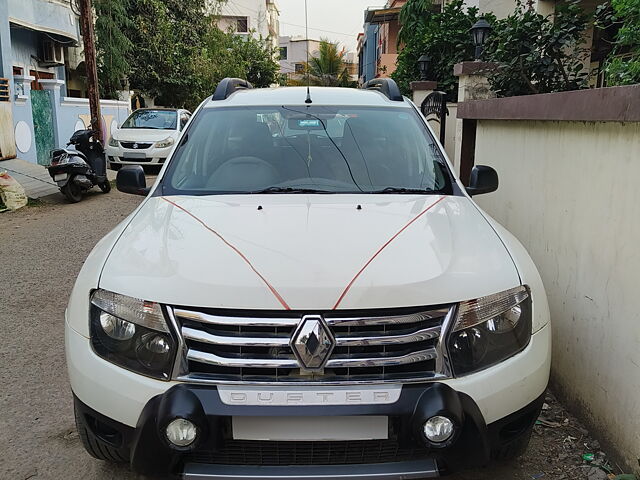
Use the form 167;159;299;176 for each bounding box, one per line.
392;0;484;100
596;0;640;85
394;0;592;99
484;0;590;97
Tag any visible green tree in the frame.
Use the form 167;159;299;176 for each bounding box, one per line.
196;27;280;97
392;0;483;99
595;0;640;85
294;40;355;87
93;0;279;108
485;1;590;96
123;0;211;109
94;0;133;99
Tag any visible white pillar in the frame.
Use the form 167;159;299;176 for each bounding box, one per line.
453;62;496;173
410;81;438;108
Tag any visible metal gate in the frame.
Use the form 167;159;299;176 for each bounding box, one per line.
31;90;56;165
421;91;449;145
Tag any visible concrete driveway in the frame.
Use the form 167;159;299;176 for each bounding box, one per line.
0;186;611;480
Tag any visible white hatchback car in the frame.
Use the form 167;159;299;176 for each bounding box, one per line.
66;78;551;479
106;108;191;169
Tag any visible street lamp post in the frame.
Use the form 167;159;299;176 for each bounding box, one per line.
418;54;431;81
470;18;492;60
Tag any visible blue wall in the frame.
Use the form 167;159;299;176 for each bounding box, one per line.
10;27;39;74
0;0;128;165
359;23;379;84
12;98;37;164
7;0;80;41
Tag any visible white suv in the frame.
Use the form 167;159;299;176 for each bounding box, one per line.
66;78;551;479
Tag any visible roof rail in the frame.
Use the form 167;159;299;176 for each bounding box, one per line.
362;78;403;102
212;78;253;101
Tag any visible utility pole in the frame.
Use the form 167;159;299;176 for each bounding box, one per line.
78;0;103;143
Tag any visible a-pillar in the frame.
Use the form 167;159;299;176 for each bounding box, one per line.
453;62;496;184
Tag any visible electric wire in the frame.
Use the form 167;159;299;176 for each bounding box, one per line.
281;106;364;193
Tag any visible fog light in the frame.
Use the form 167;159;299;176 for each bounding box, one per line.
423;416;454;443
165;418;197;447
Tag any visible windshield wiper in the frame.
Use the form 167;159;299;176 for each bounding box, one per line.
373;187;443;194
252;187;331;194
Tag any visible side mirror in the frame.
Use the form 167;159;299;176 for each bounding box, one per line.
117;165;149;196
466;165;498;196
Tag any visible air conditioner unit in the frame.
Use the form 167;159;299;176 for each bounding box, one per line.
41;40;65;66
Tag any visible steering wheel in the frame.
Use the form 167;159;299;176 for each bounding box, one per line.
207;156;280;191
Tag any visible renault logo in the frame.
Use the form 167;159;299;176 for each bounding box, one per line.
290;315;335;371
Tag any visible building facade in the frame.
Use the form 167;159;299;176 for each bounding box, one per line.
278;36;321;82
357;1;407;84
357;24;378;85
210;0;280;52
0;0;129;165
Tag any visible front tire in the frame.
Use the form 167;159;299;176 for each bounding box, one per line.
61;180;82;203
491;420;535;461
74;405;128;463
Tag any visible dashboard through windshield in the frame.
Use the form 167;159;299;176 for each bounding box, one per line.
162;105;452;195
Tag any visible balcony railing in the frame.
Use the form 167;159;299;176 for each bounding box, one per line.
0;78;9;102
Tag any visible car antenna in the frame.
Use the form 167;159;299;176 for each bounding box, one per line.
304;0;312;104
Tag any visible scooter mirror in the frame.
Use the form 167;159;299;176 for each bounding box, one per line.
117;166;150;196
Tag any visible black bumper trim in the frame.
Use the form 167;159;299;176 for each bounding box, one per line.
183;460;439;479
73;384;546;478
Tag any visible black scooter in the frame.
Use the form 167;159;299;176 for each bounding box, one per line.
47;129;111;203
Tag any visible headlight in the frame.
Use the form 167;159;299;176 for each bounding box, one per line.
448;286;531;376
89;289;176;380
108;137;119;147
155;137;175;148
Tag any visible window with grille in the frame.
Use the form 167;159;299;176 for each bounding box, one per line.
236;17;248;33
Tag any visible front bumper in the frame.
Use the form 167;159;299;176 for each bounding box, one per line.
67;320;550;478
74;381;545;478
105;145;172;164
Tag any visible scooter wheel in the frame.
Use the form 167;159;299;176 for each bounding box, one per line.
61;181;82;203
99;181;112;194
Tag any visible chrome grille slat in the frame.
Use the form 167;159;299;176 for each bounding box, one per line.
187;350;300;369
183;326;290;347
173;306;452;384
175;309;299;327
186;347;438;370
325;348;437;368
325;309;449;327
334;326;441;346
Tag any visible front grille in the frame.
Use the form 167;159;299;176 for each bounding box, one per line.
119;156;152;162
120;141;152;149
185;439;430;466
172;305;452;383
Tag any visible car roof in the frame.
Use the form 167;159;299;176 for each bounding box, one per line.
203;86;412;108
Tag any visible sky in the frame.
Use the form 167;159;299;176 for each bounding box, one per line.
276;0;383;53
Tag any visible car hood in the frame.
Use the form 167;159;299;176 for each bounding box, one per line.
99;195;520;310
112;129;177;142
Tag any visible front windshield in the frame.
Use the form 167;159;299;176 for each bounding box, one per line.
122;110;177;130
162;105;451;194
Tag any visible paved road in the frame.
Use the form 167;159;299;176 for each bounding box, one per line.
0;186;600;480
